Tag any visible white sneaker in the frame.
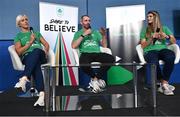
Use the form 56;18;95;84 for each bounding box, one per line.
158;83;175;92
167;84;175;91
98;79;106;89
14;76;29;92
158;84;174;95
89;80;101;93
34;91;45;107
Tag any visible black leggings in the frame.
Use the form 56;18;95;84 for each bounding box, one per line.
79;53;115;79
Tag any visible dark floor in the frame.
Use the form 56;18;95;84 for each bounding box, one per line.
0;82;180;116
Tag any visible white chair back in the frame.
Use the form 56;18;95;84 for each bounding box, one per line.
8;45;25;70
8;45;55;70
136;44;180;64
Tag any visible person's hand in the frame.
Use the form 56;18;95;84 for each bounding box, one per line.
99;27;106;36
29;33;36;44
151;33;161;44
152;32;160;39
159;32;169;39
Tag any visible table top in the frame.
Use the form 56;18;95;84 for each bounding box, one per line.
41;62;154;68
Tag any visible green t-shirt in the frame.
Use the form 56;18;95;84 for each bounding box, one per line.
140;26;173;53
73;29;102;53
14;31;43;57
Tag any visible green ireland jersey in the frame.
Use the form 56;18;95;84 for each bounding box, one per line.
73;29;102;53
140;26;173;53
14;31;43;57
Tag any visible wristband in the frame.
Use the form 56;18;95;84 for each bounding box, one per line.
81;34;85;38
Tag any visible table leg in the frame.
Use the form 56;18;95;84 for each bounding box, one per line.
151;64;157;108
52;67;56;111
44;66;50;112
133;65;138;108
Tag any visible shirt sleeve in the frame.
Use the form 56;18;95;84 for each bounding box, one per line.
140;27;146;40
37;32;43;39
33;32;42;42
14;33;20;43
163;26;173;35
73;31;80;41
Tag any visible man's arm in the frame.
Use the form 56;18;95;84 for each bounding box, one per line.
99;27;107;48
71;29;91;49
71;36;84;49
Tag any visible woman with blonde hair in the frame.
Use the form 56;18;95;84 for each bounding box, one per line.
140;10;176;95
14;14;49;106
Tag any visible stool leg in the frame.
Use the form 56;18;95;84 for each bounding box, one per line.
30;77;36;96
151;64;157;108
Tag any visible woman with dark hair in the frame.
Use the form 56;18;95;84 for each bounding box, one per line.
140;11;176;95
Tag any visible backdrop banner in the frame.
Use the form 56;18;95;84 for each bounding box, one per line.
39;2;78;86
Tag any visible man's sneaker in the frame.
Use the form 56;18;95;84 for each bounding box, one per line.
98;79;106;89
34;91;45;107
158;83;174;95
89;80;102;93
14;76;29;92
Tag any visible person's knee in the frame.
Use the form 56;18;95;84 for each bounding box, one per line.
165;55;175;63
106;54;115;63
145;58;159;64
111;56;115;62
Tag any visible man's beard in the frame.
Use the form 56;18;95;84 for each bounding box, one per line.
84;24;91;29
